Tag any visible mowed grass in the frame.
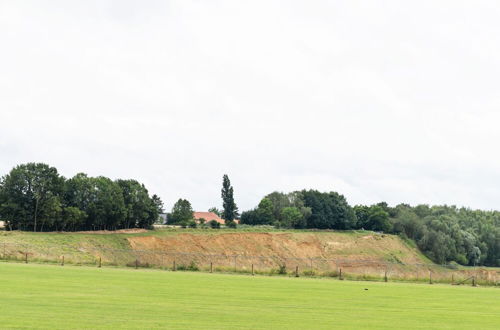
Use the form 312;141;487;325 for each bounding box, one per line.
0;263;498;329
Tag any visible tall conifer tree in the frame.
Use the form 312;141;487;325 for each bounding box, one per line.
221;174;238;223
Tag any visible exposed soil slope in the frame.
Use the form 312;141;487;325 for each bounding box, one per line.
128;232;426;264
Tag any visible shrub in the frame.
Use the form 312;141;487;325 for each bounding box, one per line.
302;269;316;276
176;261;199;271
226;221;237;228
187;261;199;271
278;264;287;275
208;220;220;229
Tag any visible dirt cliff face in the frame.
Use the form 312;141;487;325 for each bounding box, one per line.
128;232;425;264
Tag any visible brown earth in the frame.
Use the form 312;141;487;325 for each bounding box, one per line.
127;232;429;274
129;232;423;262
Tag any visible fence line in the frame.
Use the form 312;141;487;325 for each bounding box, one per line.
0;242;498;286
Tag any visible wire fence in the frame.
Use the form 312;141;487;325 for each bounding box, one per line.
1;242;498;286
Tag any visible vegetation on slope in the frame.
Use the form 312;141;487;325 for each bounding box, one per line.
241;191;500;267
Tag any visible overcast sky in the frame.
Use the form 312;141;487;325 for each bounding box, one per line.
1;1;500;212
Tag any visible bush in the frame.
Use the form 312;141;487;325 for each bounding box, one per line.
187;220;197;228
176;261;199;271
187;261;199;271
302;269;316;276
208;220;220;229
226;221;237;228
278;264;287;274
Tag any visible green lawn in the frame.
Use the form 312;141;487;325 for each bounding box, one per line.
0;263;498;329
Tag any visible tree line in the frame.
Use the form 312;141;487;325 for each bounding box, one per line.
0;163;163;231
240;190;500;267
1;163;499;267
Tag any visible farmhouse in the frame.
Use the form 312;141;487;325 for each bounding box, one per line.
193;212;225;224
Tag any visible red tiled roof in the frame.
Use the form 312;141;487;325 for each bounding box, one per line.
193;212;225;224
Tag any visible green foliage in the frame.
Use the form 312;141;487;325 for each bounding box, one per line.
390;204;500;267
299;190;357;230
116;179;159;229
208;207;222;217
240;190;499;267
226;220;237;228
221;174;238;222
0;163;64;232
257;198;275;224
354;205;391;232
279;207;304;228
170;199;194;225
207;220;221;229
0;163;161;232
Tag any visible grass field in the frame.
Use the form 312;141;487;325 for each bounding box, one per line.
0;262;498;329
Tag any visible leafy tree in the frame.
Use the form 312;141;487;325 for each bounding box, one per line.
170;199;194;225
0;163;64;231
280;207;304;228
208;207;222;217
264;192;292;222
0;164;161;232
300;190;357;229
240;209;261;225
221;174;238;223
354;205;391;232
152;194;164;214
116;179;158;229
61;206;87;231
257;198;275;224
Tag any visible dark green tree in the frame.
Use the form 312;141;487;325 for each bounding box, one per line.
300;190;357;230
280;207;304;228
221;174;238;223
170;199;194;225
116;179;158;229
354;205;391;232
208;207;222;217
0;163;64;231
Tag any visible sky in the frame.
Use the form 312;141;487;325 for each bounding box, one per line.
1;0;500;212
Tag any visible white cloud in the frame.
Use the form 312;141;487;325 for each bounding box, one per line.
1;0;500;211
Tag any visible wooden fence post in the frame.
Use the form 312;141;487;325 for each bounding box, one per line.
384;269;388;282
251;264;254;276
173;260;176;271
61;255;64;266
98;257;102;268
210;262;213;273
135;259;138;269
25;252;28;264
295;266;299;277
472;276;476;287
339;268;343;280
